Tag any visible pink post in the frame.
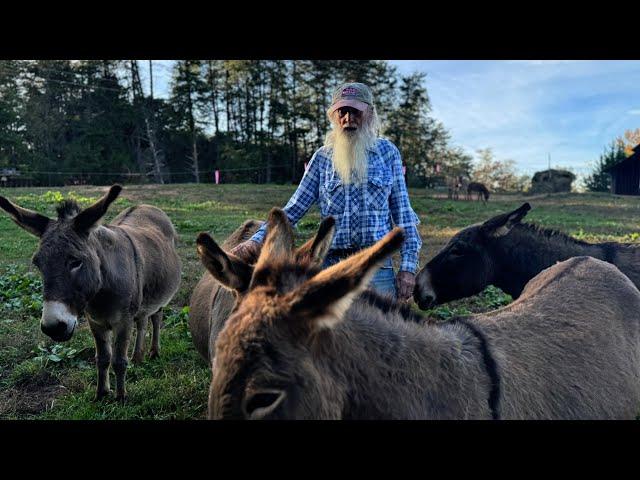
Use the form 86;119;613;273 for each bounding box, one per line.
215;170;220;184
402;165;406;176
304;162;309;172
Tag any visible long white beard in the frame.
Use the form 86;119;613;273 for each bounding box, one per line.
330;127;376;185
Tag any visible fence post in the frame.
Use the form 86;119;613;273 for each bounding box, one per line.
215;170;220;184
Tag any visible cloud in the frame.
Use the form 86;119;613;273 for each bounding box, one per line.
390;60;640;175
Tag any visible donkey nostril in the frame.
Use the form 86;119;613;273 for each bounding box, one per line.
41;320;70;339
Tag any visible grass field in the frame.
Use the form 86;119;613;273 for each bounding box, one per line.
2;183;640;419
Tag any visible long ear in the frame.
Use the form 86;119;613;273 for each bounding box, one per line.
294;216;336;266
196;232;254;292
0;196;51;237
482;202;531;237
253;208;294;271
287;228;405;330
73;184;122;232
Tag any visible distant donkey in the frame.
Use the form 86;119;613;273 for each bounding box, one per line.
447;176;464;200
414;202;640;309
0;185;182;401
467;182;490;202
197;208;640;419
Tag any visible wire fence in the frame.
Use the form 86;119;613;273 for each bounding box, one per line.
0;164;301;188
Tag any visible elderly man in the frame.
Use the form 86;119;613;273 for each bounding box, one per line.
232;82;422;301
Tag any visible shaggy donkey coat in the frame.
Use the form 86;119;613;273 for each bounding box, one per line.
414;202;640;308
189;216;342;364
197;208;640;420
189;220;263;363
0;185;182;401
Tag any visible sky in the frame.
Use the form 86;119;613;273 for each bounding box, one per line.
139;60;640;180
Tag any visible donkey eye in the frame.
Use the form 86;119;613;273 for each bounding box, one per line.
69;259;83;271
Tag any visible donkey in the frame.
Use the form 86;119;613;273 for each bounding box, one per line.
196;208;640;419
189;216;355;364
467;182;490;202
414;202;640;309
189;219;263;363
0;185;182;401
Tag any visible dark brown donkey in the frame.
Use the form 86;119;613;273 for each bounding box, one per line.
196;208;640;419
0;185;182;401
414;202;640;309
467;182;490;202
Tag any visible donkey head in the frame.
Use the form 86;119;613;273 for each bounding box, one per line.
196;209;404;419
414;202;531;309
0;185;122;341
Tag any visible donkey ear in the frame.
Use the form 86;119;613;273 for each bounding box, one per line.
294;216;336;266
253;208;294;269
196;232;254;292
74;184;122;232
0;196;51;237
287;228;405;331
482;203;531;237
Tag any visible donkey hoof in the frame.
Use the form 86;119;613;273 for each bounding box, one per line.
94;389;111;402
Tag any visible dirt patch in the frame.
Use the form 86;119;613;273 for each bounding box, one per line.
0;370;67;418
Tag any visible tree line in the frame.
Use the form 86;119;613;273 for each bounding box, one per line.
0;60;473;187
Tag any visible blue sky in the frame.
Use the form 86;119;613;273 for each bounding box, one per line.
140;60;640;181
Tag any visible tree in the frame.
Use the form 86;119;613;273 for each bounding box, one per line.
472;148;524;192
385;72;444;186
0;60;28;169
584;141;627;192
170;60;207;183
618;128;640;157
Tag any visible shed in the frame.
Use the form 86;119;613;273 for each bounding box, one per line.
604;144;640;195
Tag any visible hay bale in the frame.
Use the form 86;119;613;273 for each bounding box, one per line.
530;169;575;194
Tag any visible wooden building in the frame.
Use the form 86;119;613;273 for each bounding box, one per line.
605;144;640;195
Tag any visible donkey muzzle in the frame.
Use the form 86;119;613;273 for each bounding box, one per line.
41;301;78;342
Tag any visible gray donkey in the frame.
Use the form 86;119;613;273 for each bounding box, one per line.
0;185;182;401
414;202;640;309
189;219;263;363
189;217;341;364
196;208;640;419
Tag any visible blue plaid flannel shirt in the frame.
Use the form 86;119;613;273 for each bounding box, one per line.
250;138;422;273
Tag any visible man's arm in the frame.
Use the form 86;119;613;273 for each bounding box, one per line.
387;142;423;274
248;150;322;245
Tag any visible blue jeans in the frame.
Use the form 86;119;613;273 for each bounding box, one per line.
323;255;397;299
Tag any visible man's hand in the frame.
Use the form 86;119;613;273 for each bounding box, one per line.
229;240;262;264
396;271;416;302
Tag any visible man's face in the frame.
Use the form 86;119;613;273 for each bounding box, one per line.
336;106;364;132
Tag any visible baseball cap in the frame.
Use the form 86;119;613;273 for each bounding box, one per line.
328;82;374;114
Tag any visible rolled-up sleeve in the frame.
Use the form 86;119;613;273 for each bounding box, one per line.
387;143;422;273
250;150;322;244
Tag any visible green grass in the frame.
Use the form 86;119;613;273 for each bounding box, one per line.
2;184;640;419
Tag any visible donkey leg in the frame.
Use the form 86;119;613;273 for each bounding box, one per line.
112;322;133;403
149;309;162;359
132;315;148;365
89;321;112;401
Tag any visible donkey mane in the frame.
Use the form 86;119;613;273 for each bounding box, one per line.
516;221;592;247
358;290;428;325
56;199;82;220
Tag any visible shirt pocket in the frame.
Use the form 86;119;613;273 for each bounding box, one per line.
365;171;392;211
320;178;345;216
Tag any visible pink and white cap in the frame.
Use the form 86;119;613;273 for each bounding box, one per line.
328;82;374;114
